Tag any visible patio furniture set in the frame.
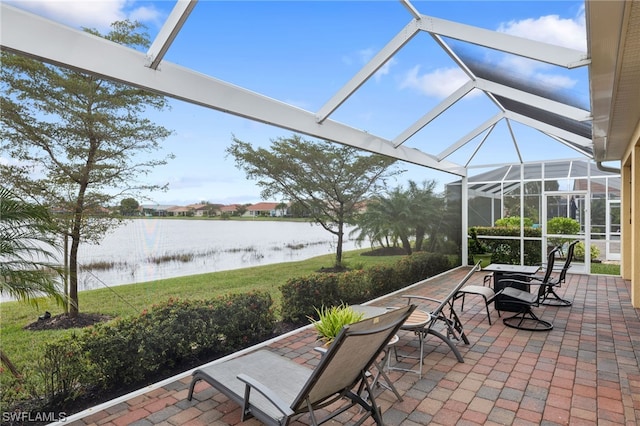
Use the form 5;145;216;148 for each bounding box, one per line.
187;242;579;426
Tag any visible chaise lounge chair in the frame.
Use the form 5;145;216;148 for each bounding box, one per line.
391;262;481;376
187;304;415;426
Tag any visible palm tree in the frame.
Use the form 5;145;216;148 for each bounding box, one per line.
350;200;400;250
352;187;415;254
351;180;447;255
0;186;65;305
406;180;446;252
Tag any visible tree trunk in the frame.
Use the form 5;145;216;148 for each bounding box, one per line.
335;221;344;267
68;232;80;317
415;225;426;252
1;350;21;378
68;185;88;318
400;236;413;255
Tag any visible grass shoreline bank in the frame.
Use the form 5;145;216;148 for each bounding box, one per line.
1;248;401;374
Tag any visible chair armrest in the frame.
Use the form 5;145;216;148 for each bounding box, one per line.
237;373;295;417
402;295;441;305
314;346;328;355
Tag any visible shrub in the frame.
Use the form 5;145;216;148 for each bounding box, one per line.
36;335;94;407
280;274;341;323
80;292;276;389
0;366;40;415
547;217;580;235
80;316;148;386
574;241;600;261
367;264;402;298
471;227;542;265
337;269;371;305
495;216;534;227
547;217;580;251
211;292;277;352
394;252;451;285
280;252;451;323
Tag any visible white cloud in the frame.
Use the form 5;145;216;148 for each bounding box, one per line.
128;5;163;26
8;0;162;31
342;47;375;67
490;9;585;89
534;73;577;90
341;47;396;83
400;65;470;98
374;58;396;83
497;8;586;51
357;47;376;64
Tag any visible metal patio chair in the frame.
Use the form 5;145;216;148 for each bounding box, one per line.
187;304;415;426
538;239;578;306
454;269;500;325
495;247;561;331
390;262;481;377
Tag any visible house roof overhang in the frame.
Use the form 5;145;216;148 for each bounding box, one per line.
587;0;640;163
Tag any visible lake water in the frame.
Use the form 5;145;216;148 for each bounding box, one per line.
66;219;364;294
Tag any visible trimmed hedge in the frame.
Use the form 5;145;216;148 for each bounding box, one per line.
470;227;542;266
27;253;454;409
79;292;276;389
279;273;342;324
280;252;451;323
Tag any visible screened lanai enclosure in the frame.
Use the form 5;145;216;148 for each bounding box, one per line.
1;0;639;304
447;159;621;274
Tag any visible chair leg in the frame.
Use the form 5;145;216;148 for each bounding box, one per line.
446;309;470;345
390;330;425;378
540;287;572;307
426;329;464;362
482;296;492;325
502;309;553;331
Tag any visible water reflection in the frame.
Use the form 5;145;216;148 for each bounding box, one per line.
73;219;363;292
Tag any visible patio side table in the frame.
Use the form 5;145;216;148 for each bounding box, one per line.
483;263;541;312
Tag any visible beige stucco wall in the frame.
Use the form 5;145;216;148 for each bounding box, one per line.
621;122;640;307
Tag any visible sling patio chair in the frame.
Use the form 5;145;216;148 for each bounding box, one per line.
187;304;415;426
494;247;562;331
390;262;481;377
538;239;578;306
454;265;500;325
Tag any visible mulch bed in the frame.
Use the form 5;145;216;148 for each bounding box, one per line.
24;313;113;331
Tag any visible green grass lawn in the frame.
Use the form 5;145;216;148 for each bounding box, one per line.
0;248;401;376
591;262;620;275
1;249;619;396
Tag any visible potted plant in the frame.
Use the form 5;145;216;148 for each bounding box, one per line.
309;304;364;346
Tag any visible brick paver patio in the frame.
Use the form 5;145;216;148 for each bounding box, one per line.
60;267;640;426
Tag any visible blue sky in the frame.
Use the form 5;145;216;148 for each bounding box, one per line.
5;1;588;206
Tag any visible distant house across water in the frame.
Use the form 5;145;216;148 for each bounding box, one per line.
139;202;289;217
246;202;288;217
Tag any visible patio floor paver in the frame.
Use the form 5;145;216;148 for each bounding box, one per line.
60;266;640;426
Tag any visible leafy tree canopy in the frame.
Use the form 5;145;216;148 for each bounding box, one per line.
0;20;174;316
227;135;402;266
120;198;140;216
